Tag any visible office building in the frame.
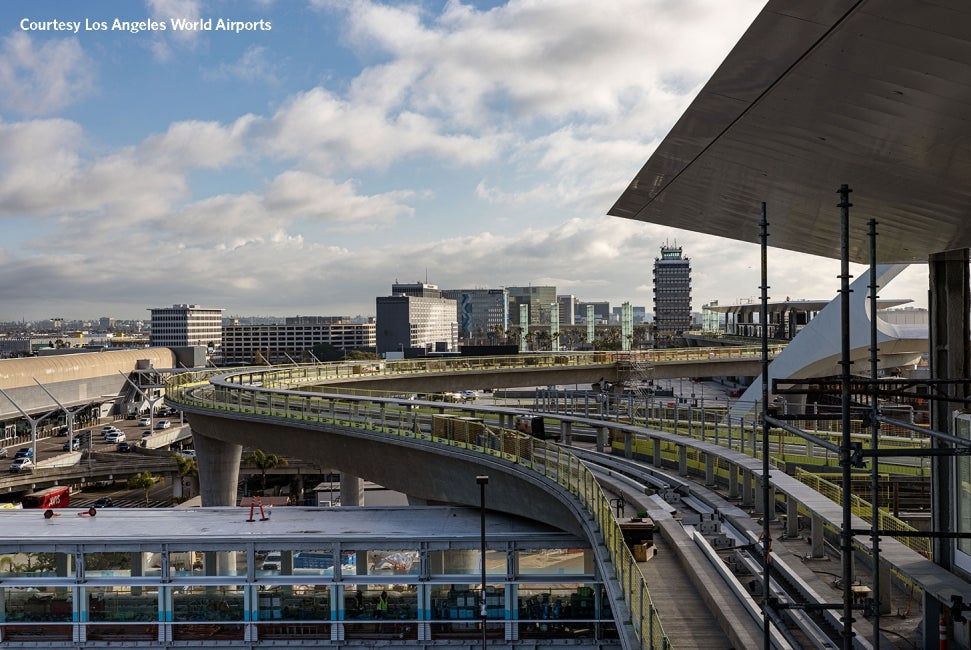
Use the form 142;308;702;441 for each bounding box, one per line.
440;288;508;342
577;301;610;324
556;295;576;326
220;320;376;365
148;304;223;350
506;286;557;326
391;282;441;298
375;289;458;355
652;245;692;344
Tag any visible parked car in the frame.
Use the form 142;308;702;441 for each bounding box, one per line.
138;417;152;427
10;458;32;473
0;447;7;458
177;449;196;459
92;497;113;508
116;442;131;453
105;432;126;444
63;438;81;451
14;448;33;459
155;420;171;430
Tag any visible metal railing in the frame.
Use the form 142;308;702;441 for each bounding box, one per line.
165;368;671;650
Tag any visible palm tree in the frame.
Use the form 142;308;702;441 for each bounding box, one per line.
127;471;158;506
249;449;288;495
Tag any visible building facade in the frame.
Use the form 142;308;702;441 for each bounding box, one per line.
577;301;610;324
375;295;458;355
220;321;376;365
652;245;692;344
556;295;576;326
440;288;508;342
506;286;557;327
148;304;223;350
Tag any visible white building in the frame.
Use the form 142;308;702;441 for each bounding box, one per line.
220;321;376;365
375;295;458;355
148;304;223;350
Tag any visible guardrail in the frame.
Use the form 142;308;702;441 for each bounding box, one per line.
166;367;671;650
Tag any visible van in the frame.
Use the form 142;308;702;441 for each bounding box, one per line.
261;552;282;571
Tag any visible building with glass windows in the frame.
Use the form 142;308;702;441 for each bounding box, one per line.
0;506;618;646
652;246;691;345
148;305;223;350
440;288;508;342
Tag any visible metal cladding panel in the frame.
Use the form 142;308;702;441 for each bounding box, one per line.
608;0;971;263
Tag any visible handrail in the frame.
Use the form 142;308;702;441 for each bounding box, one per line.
165;367;671;650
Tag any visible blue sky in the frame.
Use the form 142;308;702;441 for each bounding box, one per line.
0;0;927;322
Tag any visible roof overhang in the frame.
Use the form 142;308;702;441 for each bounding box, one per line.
608;0;971;264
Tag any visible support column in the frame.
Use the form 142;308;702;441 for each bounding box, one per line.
652;438;661;466
786;496;799;538
560;420;572;445
677;445;687;476
595;427;606;453
810;515;825;558
194;430;244;507
705;454;715;486
929;249;970;571
741;471;754;508
341;475;364;507
624;431;633;459
728;465;740;499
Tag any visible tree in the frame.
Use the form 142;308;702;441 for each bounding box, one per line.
175;454;198;502
127;471;158;506
344;349;379;360
248;449;288;495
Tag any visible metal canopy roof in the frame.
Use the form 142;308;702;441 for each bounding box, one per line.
608;0;971;264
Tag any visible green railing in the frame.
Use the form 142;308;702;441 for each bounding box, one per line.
166;367;671;650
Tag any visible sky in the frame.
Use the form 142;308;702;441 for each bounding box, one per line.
0;0;929;323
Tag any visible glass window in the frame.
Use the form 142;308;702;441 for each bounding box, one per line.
343;584;418;640
170;549;245;577
0;552;73;578
429;584;505;641
430;549;505;576
517;548;590;575
85;586;158;642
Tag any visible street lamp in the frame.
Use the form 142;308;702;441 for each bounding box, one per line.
476;475;489;648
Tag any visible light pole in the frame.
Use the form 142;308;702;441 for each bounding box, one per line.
476;475;489;648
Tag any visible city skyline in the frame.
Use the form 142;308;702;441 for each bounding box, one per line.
0;0;929;321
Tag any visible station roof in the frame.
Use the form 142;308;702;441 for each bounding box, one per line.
705;298;911;314
608;0;971;264
0;506;580;550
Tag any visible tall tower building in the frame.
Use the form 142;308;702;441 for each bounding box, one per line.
652;245;691;344
506;286;557;326
441;288;508;341
148;304;224;349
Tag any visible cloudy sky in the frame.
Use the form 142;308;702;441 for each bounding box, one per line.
0;0;928;323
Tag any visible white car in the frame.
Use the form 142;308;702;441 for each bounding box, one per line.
155;420;171;430
105;431;126;444
177;449;196;458
138;417;152;427
10;457;32;473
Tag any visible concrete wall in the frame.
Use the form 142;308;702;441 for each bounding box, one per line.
187;411;585;537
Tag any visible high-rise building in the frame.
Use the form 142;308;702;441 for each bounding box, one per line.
652;245;692;343
507;286;557;326
376;286;458;355
148;304;223;350
556;295;576;326
441;289;508;342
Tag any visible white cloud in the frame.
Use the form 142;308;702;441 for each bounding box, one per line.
0;32;94;115
205;45;281;84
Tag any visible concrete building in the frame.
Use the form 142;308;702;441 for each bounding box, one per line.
652;245;691;344
220;320;376;365
440;288;508;342
375;295;458;355
507;286;557;327
556;294;576;326
148;304;223;350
